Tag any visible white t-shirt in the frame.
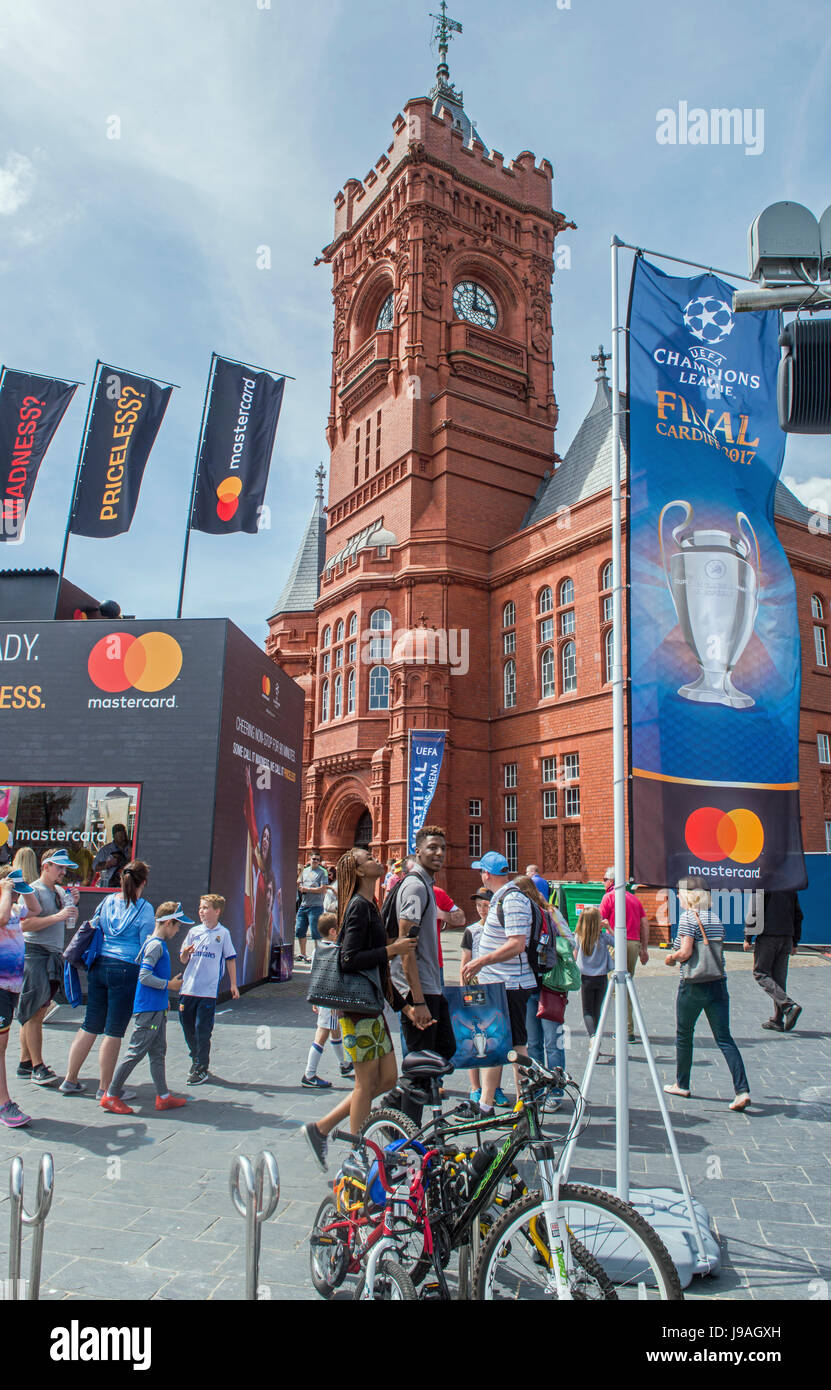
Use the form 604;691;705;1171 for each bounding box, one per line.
181;923;236;998
477;884;536;991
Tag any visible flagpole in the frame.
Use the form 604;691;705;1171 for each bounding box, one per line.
53;360;101;618
177;353;217;619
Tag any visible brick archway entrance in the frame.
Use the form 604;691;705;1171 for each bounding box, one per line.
318;778;372;861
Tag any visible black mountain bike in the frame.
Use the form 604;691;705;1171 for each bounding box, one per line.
359;1048;683;1300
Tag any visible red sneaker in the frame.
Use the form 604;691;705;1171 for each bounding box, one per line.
100;1094;134;1114
155;1094;187;1110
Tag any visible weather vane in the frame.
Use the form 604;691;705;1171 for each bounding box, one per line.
430;1;462;82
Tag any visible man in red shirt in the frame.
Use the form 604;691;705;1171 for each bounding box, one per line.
433;885;464;979
599;869;650;1042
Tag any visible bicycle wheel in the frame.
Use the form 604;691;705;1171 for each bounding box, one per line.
309;1196;350;1298
359;1107;420;1147
354;1256;417;1301
474;1185;683;1301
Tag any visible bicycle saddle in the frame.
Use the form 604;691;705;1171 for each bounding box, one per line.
401;1049;454;1080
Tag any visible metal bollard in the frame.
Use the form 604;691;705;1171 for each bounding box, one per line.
8;1153;54;1301
229;1150;280;1300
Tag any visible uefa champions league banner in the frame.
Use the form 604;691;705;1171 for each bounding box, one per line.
0;369;77;542
407;729;446;854
191;357;285;535
628;256;806;891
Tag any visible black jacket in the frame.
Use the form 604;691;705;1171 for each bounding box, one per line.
744;890;802;945
339;893;407;1011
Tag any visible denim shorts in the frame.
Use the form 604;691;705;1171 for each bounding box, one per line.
83;957;140;1038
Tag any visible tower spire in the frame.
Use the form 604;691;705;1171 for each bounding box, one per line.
430;1;462;86
315;462;326;501
591;345;610;381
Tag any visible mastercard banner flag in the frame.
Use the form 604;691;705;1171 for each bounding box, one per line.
190;357;285;535
70;366;173;538
627;256;806;891
0;368;77;542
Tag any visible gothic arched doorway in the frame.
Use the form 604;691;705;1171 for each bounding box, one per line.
354;809;373;846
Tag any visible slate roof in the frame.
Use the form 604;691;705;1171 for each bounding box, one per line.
269;495;326;618
522;373;816;531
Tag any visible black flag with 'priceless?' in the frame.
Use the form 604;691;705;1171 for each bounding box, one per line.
191;358;285;535
0;369;77;542
70;366;173;538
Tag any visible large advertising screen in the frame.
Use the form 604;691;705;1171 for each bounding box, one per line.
210;622;303;986
0;781;141;887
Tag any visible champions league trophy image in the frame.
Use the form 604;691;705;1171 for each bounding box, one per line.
659;499;761;709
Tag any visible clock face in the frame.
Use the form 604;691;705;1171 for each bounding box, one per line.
453;281;498;330
375;293;394;331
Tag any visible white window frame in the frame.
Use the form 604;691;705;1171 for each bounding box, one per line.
811;594;823;620
347;668;356;715
505;829;518;873
469;823;483;860
560;609;575;636
541;647;555;698
826;821;831;854
562;639;577;693
543;788;557;819
502;600;516;628
503;630;516;655
819;733;831;764
469;799;482;817
815;625;828;667
540;617;554;644
539;586;553;615
563;753;579;781
504;794;517;823
504;763;518;788
504;660;516;709
368;664;389;710
559;578;574;606
321;678;329;722
333;674;342;719
542;756;557;783
565;786;581;817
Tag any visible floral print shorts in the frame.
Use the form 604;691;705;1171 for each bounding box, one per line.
340;1012;393;1065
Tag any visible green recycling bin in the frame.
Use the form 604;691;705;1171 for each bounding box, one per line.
554;881;608;929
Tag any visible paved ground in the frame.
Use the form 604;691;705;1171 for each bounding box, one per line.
1;938;829;1301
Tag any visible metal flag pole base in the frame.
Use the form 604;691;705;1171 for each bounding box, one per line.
559;971;720;1287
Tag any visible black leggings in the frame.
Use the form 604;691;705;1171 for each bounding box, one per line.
581;975;608;1038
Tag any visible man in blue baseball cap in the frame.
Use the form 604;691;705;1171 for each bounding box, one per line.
18;849;79;1087
463;850;534;1115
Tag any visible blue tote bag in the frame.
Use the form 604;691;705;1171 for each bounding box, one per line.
444;982;512;1069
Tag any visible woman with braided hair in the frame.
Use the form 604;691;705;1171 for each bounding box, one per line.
302;845;418;1172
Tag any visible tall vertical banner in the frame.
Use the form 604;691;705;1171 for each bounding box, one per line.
70;366;173;537
407;729;446;853
0;370;77;542
191;357;285;535
628;256;806;890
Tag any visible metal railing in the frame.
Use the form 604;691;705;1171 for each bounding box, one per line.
229;1151;280;1300
7;1153;54;1300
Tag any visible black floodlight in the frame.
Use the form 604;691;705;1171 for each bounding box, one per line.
778;318;831;433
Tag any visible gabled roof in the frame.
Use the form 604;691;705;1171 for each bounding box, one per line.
269;495;326;618
522;371;817;531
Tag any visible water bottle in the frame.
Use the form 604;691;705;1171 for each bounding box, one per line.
60;885;78;927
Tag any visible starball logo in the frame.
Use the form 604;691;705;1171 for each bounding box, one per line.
684;806;764;879
87;632;182;710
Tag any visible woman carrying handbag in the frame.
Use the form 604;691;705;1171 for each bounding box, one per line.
664;878;750;1111
302;846;417;1172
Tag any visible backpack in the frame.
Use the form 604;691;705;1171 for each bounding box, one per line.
495;889;552;986
380;872;423;940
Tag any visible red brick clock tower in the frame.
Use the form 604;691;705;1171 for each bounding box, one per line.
268;12;574;890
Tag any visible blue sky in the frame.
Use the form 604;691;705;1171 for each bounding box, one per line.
1;0;829;642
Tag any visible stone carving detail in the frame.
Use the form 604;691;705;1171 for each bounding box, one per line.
564;824;583;873
542;827;559;875
822;772;831;813
421;217;447;311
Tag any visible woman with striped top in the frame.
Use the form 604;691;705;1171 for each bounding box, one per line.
664;878;750;1111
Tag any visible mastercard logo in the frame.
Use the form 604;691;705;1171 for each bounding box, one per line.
216;476;242;522
0;822;10;849
88;632;183;693
262;675;271;696
684;807;764;864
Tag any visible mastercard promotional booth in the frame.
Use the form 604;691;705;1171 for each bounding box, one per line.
0;616;304;991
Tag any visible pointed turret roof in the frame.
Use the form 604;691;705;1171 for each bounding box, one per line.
269;468;327;618
428;2;483;147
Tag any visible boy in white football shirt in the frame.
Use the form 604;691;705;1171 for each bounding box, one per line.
178;893;238;1084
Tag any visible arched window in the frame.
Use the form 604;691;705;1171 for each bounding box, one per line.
375;293;394;331
348;612;358;636
333;674;342;719
369;665;389;710
503;600;516;628
560;578;574;607
504;659;517;709
812;594;824;620
347;668;356;715
321;625;331;648
604;628;614;685
561;640;577;693
370;608;392;660
321;678;329;722
539;586;553;615
335;619;344;643
541;647;555;698
601;561;613;592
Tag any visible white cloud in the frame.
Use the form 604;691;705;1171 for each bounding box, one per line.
782;474;831;514
0;152;35;215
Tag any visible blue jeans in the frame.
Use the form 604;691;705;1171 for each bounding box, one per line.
526;991;565;1096
83;957;140;1038
675;978;749;1095
295;903;323;941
